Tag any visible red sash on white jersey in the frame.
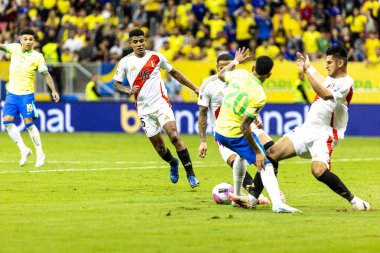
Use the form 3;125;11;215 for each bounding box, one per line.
132;54;160;101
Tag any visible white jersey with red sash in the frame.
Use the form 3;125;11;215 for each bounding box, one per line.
305;75;354;142
113;50;173;116
197;74;227;129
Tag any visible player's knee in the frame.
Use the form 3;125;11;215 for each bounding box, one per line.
226;154;236;168
168;133;179;144
311;163;327;178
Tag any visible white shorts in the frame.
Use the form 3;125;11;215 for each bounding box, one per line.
285;126;338;170
139;106;175;137
215;139;236;163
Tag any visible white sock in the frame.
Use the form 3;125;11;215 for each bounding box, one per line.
26;124;43;155
4;123;27;151
260;163;282;206
233;155;246;196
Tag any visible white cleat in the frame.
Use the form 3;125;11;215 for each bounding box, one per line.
35;153;45;167
20;148;32;166
352;198;371;211
228;193;258;209
272;203;302;213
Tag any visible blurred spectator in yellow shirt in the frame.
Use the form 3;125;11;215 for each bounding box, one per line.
345;7;367;41
234;7;255;49
302;23;321;60
364;32;380;64
61;47;78;62
85;8;105;31
61;7;78;28
363;0;380;32
159;41;177;61
46;9;60;29
168;27;184;54
181;36;202;60
255;38;280;60
57;0;71;15
203;13;226;40
86;75;101;101
205;0;226;17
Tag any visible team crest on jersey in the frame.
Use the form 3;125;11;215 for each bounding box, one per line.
131;66;136;71
164;115;170;121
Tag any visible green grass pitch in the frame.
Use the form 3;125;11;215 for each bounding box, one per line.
0;132;379;253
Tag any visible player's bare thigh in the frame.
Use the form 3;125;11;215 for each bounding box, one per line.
311;161;327;178
266;136;297;161
2;115;15;122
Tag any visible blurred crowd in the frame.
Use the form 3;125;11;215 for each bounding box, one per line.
0;0;380;65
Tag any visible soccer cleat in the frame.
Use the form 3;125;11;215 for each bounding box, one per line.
187;176;200;188
20;148;32;166
228;193;258;209
35;153;45;168
258;194;271;205
170;158;179;183
352;197;371;211
272;203;302;213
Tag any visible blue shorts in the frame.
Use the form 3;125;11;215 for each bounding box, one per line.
215;131;270;165
3;92;39;119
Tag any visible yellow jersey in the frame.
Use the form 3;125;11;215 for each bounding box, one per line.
215;69;266;138
4;43;47;95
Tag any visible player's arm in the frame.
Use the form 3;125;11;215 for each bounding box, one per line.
218;47;250;82
114;81;138;95
169;68;199;95
0;43;5;51
297;52;333;100
198;105;208;158
42;71;60;102
241;115;266;171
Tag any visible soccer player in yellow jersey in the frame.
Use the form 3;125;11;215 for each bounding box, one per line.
0;29;60;167
214;48;300;213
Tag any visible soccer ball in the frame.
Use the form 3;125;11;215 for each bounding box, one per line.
212;182;234;205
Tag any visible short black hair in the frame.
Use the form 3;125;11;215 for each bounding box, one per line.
129;29;145;39
254;56;274;76
217;53;234;63
326;46;348;67
20;28;36;37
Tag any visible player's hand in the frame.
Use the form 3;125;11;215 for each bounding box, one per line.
130;86;139;94
235;47;250;64
296;52;306;72
255;153;266;172
254;119;263;129
198;141;208;158
52;91;60;102
304;54;312;70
